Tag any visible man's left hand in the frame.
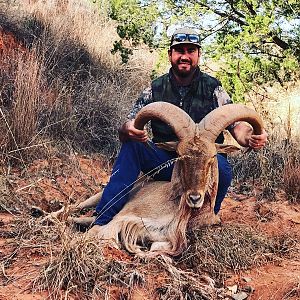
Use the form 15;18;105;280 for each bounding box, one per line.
248;129;268;150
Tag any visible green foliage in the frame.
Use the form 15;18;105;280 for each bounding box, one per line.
98;0;300;100
100;0;160;63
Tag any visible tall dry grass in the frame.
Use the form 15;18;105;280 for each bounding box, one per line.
0;0;156;164
231;84;300;202
0;29;48;163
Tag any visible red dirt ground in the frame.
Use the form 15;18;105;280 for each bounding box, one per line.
0;28;26;53
0;154;299;300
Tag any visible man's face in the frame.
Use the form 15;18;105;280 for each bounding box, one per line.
168;44;200;78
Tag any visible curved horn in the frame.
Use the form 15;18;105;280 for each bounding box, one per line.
134;102;196;141
198;104;264;142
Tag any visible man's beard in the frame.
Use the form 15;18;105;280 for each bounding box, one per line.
172;61;197;78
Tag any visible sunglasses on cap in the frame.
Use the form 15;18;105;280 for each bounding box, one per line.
171;33;200;45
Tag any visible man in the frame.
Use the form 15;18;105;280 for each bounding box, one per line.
94;27;268;226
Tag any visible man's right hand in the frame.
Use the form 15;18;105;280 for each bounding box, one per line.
118;119;148;143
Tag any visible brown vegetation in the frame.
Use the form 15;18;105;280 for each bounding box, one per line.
0;0;156;163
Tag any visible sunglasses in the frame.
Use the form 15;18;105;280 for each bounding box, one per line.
171;33;200;44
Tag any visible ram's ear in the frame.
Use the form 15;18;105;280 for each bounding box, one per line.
156;141;179;152
215;143;241;154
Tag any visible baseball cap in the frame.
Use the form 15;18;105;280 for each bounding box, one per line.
170;27;201;48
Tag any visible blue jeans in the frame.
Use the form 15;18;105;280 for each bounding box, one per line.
94;141;232;225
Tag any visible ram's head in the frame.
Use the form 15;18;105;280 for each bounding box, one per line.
135;102;263;209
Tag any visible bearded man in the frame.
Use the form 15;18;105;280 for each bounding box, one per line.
93;27;268;226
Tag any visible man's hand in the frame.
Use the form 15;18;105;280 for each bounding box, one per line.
118;119;148;143
231;122;268;149
248;129;268;150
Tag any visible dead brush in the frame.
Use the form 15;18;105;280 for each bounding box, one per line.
32;230;107;299
7;216;222;299
283;159;300;203
12;215;62;247
283;281;300;300
155;256;218;300
0;173;21;213
180;225;296;284
0;45;49;164
231;134;300;200
23;215;219;299
32;227;147;299
1;0;154;161
0;216;64;282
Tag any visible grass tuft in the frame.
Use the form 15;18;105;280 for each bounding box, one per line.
180;225;296;284
283;161;300;203
231;135;300;201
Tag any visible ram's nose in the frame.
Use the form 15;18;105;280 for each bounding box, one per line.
189;194;201;204
187;193;205;208
188;194;201;204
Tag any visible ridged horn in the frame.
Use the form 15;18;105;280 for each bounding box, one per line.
134;102;196;141
197;104;264;142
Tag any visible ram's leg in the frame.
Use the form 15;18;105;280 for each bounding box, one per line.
70;216;96;227
87;224;120;249
150;241;172;253
76;191;103;210
41;204;75;222
41;191;102;223
134;241;173;259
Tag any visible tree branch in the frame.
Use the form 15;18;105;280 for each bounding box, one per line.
201;18;230;40
244;1;256;16
196;1;248;26
190;0;297;56
270;35;290;50
225;0;247;19
246;51;286;59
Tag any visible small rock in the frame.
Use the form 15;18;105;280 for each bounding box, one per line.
232;291;248;300
242;286;255;293
242;277;252;283
227;284;238;294
30;206;45;218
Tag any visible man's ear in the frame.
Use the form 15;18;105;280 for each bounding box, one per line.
198;47;201;57
215;143;241;154
156;141;179;152
168;49;172;62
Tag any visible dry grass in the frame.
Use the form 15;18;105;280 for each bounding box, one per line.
0;52;47;163
33;231;108;299
19;221;294;299
283;281;300;300
283;160;300;203
155;256;218;300
0;174;14;213
5;215;218;299
231;130;300;201
180;225;297;284
2;213;296;299
33;240;219;300
0;0;155;164
230;83;300;201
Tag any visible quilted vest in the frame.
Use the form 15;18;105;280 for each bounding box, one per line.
151;67;224;143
